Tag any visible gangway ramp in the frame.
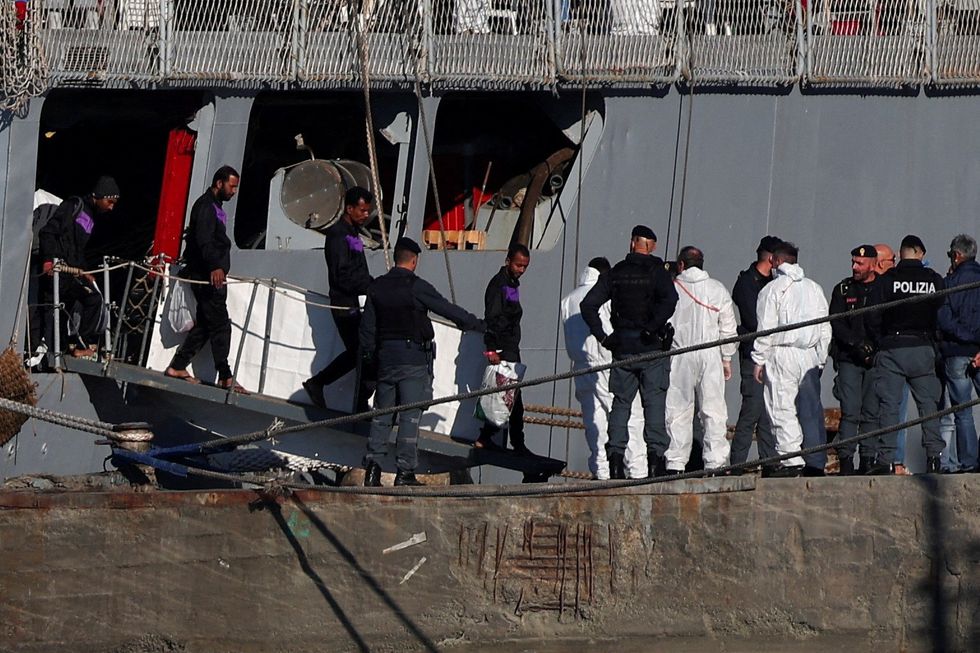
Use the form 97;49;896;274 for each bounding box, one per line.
62;358;566;477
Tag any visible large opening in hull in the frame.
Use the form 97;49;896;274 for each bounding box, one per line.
235;92;410;250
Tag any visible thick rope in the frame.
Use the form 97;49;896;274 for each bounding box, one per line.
0;395;120;440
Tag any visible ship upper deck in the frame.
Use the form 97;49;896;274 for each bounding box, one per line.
3;0;980;112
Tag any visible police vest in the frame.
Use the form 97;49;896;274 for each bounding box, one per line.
369;273;434;343
609;256;661;330
880;264;944;337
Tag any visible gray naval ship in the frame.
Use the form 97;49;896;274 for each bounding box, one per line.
1;2;980;651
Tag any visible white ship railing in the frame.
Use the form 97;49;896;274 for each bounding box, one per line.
3;0;980;108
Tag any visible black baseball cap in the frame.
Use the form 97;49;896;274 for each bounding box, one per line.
395;237;421;255
850;244;877;258
756;235;782;254
900;234;926;253
631;225;657;241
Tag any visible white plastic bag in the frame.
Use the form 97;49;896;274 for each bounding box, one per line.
475;361;526;427
167;271;196;334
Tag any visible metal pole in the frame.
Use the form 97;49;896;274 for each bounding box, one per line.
136;266;163;367
258;279;277;395
112;261;136;361
52;259;61;371
231;280;260;384
102;257;112;358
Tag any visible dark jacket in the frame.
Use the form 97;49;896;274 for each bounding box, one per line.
938;259;980;357
877;259;945;349
829;274;883;365
580;252;678;357
183;190;232;276
484;266;523;362
324;219;372;313
361;267;485;366
38;196;95;270
732;262;772;357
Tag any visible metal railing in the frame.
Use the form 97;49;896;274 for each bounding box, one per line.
5;0;980;102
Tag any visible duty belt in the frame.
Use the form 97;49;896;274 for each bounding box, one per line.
380;339;433;352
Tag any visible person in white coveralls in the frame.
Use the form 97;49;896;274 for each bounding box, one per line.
751;241;832;477
663;246;738;474
561;257;648;480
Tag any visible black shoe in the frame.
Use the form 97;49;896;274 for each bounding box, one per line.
648;454;668;478
511;442;534;457
664;468;684;476
865;461;893;476
838;457;855;476
302;379;326;408
394;471;423;487
767;465;803;478
760;464;781;478
926;457;942;474
803;466;825;477
609;452;626;480
857;457;873;475
727;467;745;476
364;462;382;487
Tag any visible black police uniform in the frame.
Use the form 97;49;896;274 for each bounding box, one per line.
730;260;776;464
874;253;946;469
580;245;679;476
829;247;884;472
306;218;374;411
169;189;235;381
360;242;484;480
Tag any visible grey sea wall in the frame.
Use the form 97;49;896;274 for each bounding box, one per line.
2;475;979;652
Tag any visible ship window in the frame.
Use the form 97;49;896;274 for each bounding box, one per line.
422;93;600;252
235;92;408;251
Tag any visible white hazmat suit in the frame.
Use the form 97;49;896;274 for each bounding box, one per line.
561;266;647;479
664;267;739;471
751;262;831;468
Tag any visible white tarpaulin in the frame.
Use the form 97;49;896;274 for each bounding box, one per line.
146;270;488;439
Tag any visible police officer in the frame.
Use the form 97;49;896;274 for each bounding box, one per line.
829;244;883;475
730;236;781;470
304;187;374;411
580;225;679;479
360;237;485;487
871;234;946;474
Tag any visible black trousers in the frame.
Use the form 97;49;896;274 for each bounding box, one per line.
169;283;232;381
480;388;525;448
42;275;104;350
310;310;373;412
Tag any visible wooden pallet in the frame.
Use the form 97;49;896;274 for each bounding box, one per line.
422;229;486;251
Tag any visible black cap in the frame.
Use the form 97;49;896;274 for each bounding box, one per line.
91;175;120;199
850;244;878;258
631;225;657;241
394;236;421;255
900;234;926;253
756;235;782;254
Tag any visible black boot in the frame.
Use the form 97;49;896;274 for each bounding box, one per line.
857;457;873;475
926;456;942;474
767;465;803;478
838;456;855;476
648;454;668;478
865;461;893;476
364;461;382;487
608;452;626;480
394;470;424;486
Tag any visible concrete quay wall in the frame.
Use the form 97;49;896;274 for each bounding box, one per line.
1;476;978;652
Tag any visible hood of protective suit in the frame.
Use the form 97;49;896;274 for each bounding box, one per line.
577;265;601;287
776;261;806;281
677;267;709;284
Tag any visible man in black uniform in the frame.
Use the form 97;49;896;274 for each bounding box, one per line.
38;175;120;358
871;234;946;474
730;235;780;468
166;166;247;392
477;243;533;455
829;244;883;475
304;186;375;411
360;237;485;487
580;225;679;479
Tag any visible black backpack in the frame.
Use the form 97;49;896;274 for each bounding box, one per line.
31;196;83;256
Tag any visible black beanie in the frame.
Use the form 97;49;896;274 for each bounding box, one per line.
92;176;120;199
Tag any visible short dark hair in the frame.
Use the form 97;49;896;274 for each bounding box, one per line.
212;165;239;186
344;186;374;208
507;243;530;260
772;241;799;263
678;246;704;270
394;245;417;265
588;256;610;275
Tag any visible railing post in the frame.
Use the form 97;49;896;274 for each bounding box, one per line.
927;0;937;84
158;0;171;79
112;261;136;361
676;0;687;81
102;257;112;359
796;0;806;82
803;0;813;84
290;0;306;81
231;280;260;386
52;259;61;371
421;0;434;83
258;279;277;395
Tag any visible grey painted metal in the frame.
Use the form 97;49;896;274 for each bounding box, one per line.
101;258;112;356
52;262;60;370
258;278;277;394
231;280;261;383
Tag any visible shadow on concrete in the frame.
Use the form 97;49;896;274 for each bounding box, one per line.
916;475;950;652
256;495;372;652
257;493;440;653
